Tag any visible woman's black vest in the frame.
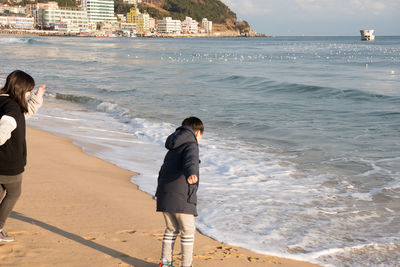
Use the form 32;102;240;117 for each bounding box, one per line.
0;96;26;175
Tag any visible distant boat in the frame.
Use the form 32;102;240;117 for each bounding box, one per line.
360;29;375;41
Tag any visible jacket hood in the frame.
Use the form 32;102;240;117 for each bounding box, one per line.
165;126;197;150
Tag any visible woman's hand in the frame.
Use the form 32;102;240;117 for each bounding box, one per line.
36;85;46;98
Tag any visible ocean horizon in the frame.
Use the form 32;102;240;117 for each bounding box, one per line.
1;35;399;267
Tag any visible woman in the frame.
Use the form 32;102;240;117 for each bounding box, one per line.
0;70;45;242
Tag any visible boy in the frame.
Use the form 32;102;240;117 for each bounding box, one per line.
156;117;204;267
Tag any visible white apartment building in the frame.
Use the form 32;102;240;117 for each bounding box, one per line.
0;16;34;29
82;0;116;22
38;8;88;31
0;5;26;15
182;16;198;34
142;13;150;32
119;22;136;33
202;18;212;33
27;2;59;27
149;17;155;32
157;17;181;34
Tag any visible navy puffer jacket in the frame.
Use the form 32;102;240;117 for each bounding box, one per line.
156;126;200;216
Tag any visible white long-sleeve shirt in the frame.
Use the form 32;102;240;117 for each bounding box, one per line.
0;94;43;146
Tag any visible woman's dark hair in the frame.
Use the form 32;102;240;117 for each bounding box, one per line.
0;70;35;113
182;116;204;134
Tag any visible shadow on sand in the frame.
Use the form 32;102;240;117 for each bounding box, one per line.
10;211;156;267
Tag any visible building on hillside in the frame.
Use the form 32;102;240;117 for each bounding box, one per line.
140;12;149;34
119;22;137;33
126;8;149;34
157;17;181;34
149;17;155;32
38;7;88;32
116;14;126;22
0;16;34;29
82;0;116;23
99;20;119;32
0;5;26;15
122;0;140;4
0;16;6;26
202;18;212;33
26;2;59;27
87;21;97;30
182;16;198;34
75;0;82;8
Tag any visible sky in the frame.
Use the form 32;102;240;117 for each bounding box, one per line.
221;0;400;36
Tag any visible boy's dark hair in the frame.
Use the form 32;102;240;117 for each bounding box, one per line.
0;70;35;113
182;117;204;134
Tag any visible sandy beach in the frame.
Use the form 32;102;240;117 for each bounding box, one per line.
0;127;320;267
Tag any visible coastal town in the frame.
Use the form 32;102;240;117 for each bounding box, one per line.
0;0;256;37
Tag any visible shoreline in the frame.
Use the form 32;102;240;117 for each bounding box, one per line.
0;126;321;267
0;29;267;38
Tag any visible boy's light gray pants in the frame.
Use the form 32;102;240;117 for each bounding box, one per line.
161;212;195;267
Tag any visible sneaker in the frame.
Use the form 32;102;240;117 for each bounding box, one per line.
0;230;14;242
158;263;172;267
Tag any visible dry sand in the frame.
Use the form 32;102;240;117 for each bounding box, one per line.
0;127;321;267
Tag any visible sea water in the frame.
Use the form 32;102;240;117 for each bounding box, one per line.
1;36;399;266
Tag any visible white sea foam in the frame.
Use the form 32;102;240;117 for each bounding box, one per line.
0;37;31;44
308;242;400;267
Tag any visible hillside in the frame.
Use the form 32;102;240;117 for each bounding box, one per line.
115;0;253;35
157;0;236;24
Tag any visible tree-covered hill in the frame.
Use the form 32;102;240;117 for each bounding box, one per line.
115;0;251;33
161;0;236;24
116;0;236;24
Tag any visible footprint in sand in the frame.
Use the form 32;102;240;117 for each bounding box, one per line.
82;236;96;241
118;262;134;267
116;229;136;235
112;238;128;243
145;257;156;262
82;231;105;241
194;245;268;263
143;232;163;241
0;244;26;257
9;230;31;236
7;230;39;239
112;229;137;242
